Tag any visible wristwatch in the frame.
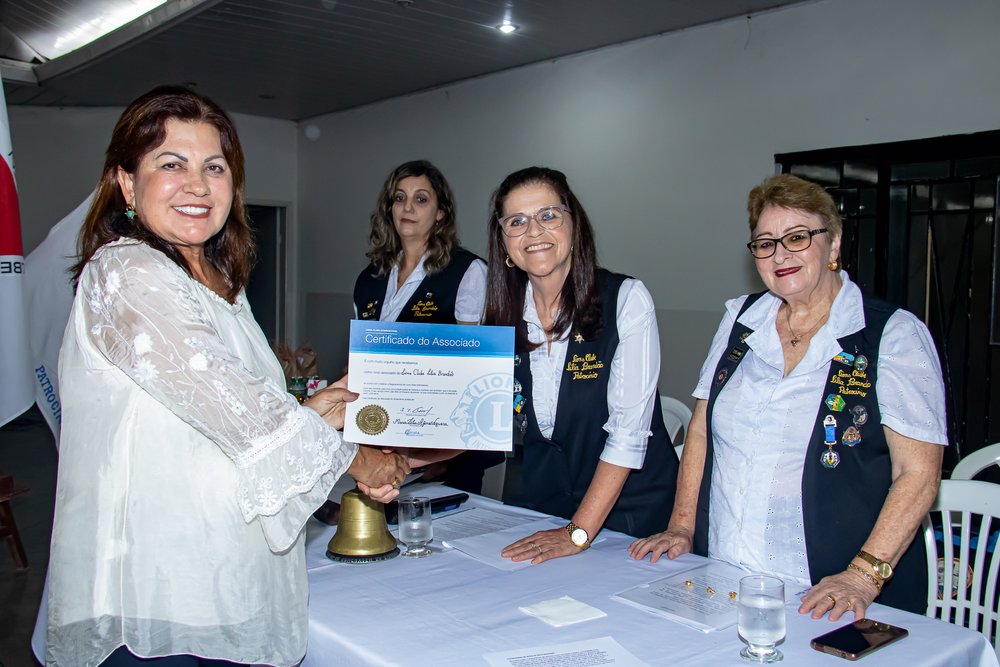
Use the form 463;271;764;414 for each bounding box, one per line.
856;550;893;580
565;522;591;550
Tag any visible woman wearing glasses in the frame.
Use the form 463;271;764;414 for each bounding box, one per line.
485;166;678;564
629;174;946;621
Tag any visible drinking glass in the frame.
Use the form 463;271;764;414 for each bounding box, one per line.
737;575;785;662
397;496;432;558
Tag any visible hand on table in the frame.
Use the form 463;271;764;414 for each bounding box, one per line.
501;528;582;564
799;568;880;621
304;385;358;430
627;529;693;563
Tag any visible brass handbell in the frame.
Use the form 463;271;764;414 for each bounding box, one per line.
326;488;400;563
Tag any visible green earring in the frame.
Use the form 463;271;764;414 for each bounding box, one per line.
126;205;136;221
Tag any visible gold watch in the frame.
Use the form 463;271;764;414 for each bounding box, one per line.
856;550;893;580
565;522;591;550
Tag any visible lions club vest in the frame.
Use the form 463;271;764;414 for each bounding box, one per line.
353;248;479;324
697;291;927;613
503;269;678;538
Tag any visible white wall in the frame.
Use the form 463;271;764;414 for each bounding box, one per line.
296;0;1000;398
9;106;298;253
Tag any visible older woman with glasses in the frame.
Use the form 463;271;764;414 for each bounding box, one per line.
483;166;679;564
629;174;947;621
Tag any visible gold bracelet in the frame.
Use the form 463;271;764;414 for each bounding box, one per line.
848;563;883;592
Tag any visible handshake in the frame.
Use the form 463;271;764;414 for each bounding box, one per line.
302;379;461;502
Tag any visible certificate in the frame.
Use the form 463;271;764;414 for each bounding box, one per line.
343;320;515;450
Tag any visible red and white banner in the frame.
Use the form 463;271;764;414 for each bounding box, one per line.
0;75;34;427
25;192;92;443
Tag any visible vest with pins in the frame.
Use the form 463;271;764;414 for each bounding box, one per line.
503;269;679;538
697;291;926;614
353;248;479;324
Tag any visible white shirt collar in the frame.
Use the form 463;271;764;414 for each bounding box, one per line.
736;271;863;374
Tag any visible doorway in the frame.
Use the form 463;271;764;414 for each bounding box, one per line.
245;204;286;344
776;131;1000;469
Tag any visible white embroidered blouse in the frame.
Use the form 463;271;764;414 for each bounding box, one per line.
46;239;358;667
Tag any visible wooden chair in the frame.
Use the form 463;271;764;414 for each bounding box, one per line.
922;479;1000;658
0;470;29;569
952;443;1000;481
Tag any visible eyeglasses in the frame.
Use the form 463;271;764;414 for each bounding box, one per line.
499;204;571;237
747;228;828;259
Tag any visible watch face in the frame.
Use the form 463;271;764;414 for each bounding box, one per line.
876;563;892;578
571;528;588;546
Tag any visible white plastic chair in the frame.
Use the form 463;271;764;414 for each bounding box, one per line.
922;479;1000;657
952;443;1000;481
660;395;692;458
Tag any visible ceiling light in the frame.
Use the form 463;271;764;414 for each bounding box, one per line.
496;20;518;34
50;0;168;58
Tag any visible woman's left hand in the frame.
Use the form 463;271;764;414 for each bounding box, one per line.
501;528;582;564
304;386;358;430
799;569;880;621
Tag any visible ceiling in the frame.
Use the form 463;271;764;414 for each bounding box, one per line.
1;0;809;121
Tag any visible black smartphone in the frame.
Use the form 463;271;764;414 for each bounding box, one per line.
810;619;908;660
384;493;469;524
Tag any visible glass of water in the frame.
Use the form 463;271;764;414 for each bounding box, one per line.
397;496;432;558
738;574;785;662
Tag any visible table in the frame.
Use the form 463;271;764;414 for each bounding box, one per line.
303;486;999;667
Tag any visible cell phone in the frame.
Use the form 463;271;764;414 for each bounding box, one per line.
384;493;469;524
810;618;908;660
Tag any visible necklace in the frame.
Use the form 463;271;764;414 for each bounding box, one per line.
785;307;828;347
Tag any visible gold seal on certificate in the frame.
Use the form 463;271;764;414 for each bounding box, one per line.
356;405;390;435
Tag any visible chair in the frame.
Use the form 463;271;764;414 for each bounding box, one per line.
922;479;1000;657
952;443;1000;481
660;395;692;458
0;470;29;569
480;459;506;501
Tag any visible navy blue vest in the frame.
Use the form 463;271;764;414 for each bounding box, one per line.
503;269;678;537
697;291;927;614
353;248;479;324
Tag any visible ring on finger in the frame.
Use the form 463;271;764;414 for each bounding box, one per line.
391;480;401;490
825;593;837;605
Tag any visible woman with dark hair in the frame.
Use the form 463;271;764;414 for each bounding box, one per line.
354;159;485;325
485;166;678;563
629;174;946;621
354;160;500;492
46;86;408;667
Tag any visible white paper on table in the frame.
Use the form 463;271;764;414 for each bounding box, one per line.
519;596;608;627
612;560;748;633
445;517;566;570
434;507;545;546
484;637;648;667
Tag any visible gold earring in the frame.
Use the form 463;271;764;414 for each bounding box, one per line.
505;256;515;269
828;259;840;271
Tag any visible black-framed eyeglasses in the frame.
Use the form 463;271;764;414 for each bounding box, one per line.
747;228;828;259
499;204;571;237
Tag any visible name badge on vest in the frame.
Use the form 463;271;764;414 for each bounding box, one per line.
566;352;604;381
410;298;438;318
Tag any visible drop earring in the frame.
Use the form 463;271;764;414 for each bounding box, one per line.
125;204;137;221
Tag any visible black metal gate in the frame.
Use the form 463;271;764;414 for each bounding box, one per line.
776;131;1000;470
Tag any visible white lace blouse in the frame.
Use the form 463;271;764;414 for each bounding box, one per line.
46;239;358;667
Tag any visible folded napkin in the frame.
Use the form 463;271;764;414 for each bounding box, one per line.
519;596;608;627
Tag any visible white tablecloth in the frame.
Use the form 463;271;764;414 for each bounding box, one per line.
303;486;998;667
